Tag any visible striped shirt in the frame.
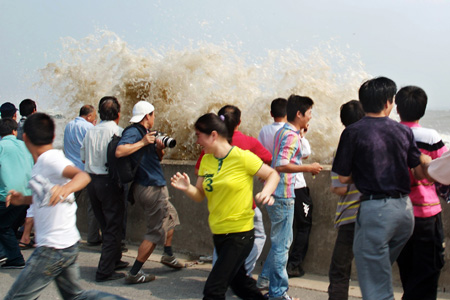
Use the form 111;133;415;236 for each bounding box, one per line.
331;170;361;227
272;123;302;198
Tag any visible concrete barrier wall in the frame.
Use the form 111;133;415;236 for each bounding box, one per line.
76;160;450;291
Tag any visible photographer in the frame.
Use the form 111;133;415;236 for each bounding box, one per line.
115;101;182;284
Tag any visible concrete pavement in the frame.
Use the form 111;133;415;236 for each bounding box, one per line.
1;241;449;300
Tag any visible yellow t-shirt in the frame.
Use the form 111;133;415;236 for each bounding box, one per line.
198;146;263;234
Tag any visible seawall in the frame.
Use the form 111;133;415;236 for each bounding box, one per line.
76;160;450;292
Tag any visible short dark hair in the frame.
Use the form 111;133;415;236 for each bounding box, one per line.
195;113;231;143
0;102;17;119
395;86;427;122
0;118;18;137
218;105;240;132
23;113;54;145
340;100;365;127
270;98;287;118
79;104;95;117
19;99;36;117
98;96;120;121
286;95;314;122
359;77;397;113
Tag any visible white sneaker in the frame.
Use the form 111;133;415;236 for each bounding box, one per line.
256;276;269;291
125;270;155;284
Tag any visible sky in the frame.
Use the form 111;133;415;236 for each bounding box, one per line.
1;0;449;110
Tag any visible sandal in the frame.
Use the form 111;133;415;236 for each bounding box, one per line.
19;241;34;250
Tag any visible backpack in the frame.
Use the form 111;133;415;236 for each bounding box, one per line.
106;124;147;188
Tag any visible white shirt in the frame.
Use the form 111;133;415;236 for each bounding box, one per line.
429;150;450;185
80;120;122;175
294;137;311;189
31;149;80;249
258;122;285;154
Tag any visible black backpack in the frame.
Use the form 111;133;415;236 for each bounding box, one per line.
106;124;147;188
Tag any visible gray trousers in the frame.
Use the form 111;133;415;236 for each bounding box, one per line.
353;196;414;300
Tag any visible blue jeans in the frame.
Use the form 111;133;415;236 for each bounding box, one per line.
353;196;414;300
4;243;127;300
259;197;295;299
0;201;27;265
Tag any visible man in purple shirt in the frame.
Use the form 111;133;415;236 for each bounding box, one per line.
332;77;430;300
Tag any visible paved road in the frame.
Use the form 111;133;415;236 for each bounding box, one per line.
1;242;449;300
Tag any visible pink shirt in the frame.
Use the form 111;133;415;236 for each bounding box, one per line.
401;122;448;218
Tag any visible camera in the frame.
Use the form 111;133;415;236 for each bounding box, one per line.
154;131;176;148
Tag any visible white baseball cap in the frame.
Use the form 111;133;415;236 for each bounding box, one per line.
129;101;155;123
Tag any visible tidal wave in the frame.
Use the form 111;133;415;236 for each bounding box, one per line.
39;29;370;163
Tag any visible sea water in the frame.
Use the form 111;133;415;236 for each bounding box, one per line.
40;30;449;162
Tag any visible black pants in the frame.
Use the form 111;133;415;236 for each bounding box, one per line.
288;187;312;269
0;202;27;264
328;223;355;300
204;229;264;300
397;213;445;300
87;175;125;280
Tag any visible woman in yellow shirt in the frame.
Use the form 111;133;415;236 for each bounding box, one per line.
171;113;279;300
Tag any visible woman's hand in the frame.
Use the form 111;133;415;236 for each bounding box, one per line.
255;192;275;206
171;172;191;191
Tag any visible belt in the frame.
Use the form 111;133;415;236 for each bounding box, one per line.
360;193;407;201
88;173;109;178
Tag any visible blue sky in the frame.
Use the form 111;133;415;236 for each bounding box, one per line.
1;0;449;110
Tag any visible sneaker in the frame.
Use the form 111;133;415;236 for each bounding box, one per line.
263;292;299;300
114;260;130;270
125;270;155;284
1;262;25;269
199;255;213;263
160;253;184;269
95;272;125;282
256;276;270;291
256;276;269;291
0;256;7;264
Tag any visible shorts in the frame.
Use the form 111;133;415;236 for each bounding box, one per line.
133;184;180;245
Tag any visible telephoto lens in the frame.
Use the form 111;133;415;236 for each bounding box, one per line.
158;135;176;148
155;131;176;148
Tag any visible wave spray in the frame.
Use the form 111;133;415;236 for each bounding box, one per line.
39;30;370;163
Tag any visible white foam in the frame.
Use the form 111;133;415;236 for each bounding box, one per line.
39;30;370;163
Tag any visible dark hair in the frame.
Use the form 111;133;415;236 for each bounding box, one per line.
218;105;241;131
395;86;427;122
19;99;36;117
0;118;18;137
98;96;120;121
0;102;17;119
358;77;397;113
80;104;95;117
340;100;365;127
195;113;232;143
286;95;314;122
23;113;54;145
270;98;287;118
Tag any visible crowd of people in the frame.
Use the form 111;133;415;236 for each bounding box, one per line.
0;75;449;300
